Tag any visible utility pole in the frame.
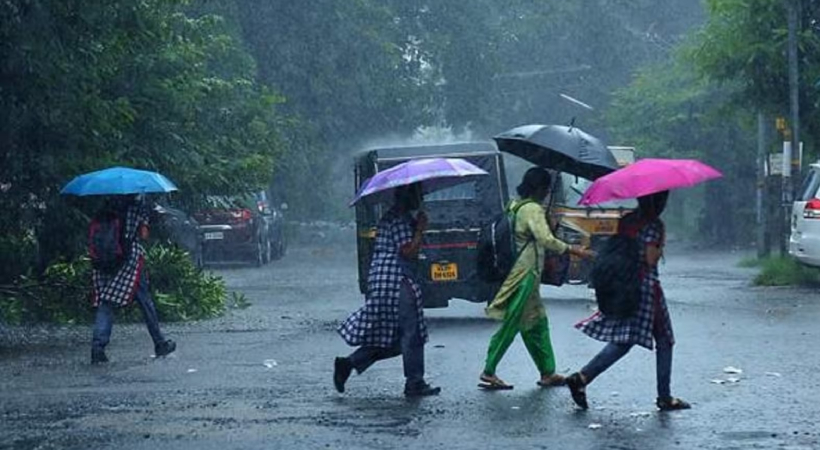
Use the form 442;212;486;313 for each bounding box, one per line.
757;112;769;258
788;0;801;182
785;0;801;253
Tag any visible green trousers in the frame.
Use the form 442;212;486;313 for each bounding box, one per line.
483;273;556;376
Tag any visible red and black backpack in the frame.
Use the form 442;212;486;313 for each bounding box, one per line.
88;210;129;274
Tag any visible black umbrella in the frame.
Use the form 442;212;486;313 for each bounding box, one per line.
494;124;619;180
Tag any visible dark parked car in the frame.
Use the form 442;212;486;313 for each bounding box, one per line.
194;191;286;266
151;203;204;267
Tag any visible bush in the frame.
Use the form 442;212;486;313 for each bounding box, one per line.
753;257;820;287
0;257;92;324
0;245;227;325
0;233;38;284
737;257;762;268
142;245;227;322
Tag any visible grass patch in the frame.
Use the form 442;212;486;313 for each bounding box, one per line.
737;257;763;268
752;257;820;286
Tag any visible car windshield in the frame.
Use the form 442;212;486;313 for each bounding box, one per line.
204;194;256;210
798;169;820;201
558;173;637;209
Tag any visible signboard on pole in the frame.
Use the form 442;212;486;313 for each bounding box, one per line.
768;153;784;176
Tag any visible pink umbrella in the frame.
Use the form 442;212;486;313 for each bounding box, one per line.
578;158;723;205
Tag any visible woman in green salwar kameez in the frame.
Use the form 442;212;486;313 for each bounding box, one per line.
480;168;594;390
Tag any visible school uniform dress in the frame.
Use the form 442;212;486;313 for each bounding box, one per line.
574;216;676;398
338;209;428;387
91;203;166;352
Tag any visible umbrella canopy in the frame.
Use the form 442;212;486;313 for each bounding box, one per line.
350;157;488;206
60;166;178;196
578;158;723;205
494;124;619;180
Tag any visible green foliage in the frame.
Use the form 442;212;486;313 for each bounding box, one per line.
0;233;38;284
690;0;820;161
738;256;763;268
0;245;227;325
227;291;251;310
142;245;226;322
753;257;820;286
604;56;757;245
690;0;790;109
228;1;708;217
0;257;93;325
236;0;436;143
0;0;284;260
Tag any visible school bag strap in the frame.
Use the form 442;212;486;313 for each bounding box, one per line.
508;199;536;257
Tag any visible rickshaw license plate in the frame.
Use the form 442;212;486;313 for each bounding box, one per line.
431;263;458;281
593;221;617;234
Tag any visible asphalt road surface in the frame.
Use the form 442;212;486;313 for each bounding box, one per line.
2;238;819;450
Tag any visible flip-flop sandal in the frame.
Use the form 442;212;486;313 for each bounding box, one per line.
478;375;514;390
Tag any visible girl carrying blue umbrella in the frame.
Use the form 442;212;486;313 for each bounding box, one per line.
60;167;179;364
90;195;176;364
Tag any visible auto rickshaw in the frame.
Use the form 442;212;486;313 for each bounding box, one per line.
353;142;509;308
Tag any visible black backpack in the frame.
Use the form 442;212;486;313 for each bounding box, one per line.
589;223;644;319
477;200;533;283
88;210;129;274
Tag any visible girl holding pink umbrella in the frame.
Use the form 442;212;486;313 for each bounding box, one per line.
565;158;722;411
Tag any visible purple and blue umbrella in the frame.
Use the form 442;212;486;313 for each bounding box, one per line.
350;157;488;206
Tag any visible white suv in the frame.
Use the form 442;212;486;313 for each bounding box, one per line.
789;163;820;267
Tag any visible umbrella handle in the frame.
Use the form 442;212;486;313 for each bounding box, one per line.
544;172;562;232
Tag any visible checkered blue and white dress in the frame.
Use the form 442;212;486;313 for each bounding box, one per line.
91;203;148;308
575;218;674;350
338;209;426;348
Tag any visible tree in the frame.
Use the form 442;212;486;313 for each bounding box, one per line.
605;56;757;245
0;0;283;267
690;0;820;159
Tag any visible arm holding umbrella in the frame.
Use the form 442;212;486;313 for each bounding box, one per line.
400;211;427;260
394;183;427;260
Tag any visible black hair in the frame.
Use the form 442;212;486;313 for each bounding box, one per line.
638;190;669;218
516;167;552;198
394;183;422;210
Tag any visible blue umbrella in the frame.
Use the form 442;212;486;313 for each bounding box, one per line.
60;166;178;196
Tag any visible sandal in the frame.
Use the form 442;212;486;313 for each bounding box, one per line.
656;397;691;411
478;373;514;390
566;372;588;410
537;374;566;387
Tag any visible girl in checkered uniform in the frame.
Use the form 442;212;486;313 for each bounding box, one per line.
335;183;440;397
566;191;691;411
90;196;176;364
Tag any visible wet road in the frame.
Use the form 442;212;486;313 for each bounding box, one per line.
1;238;819;449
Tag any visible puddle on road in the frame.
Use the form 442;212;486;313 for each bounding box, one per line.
719;430;779;441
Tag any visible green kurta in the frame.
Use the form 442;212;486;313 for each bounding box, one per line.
486;199;569;325
483;199;570;376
